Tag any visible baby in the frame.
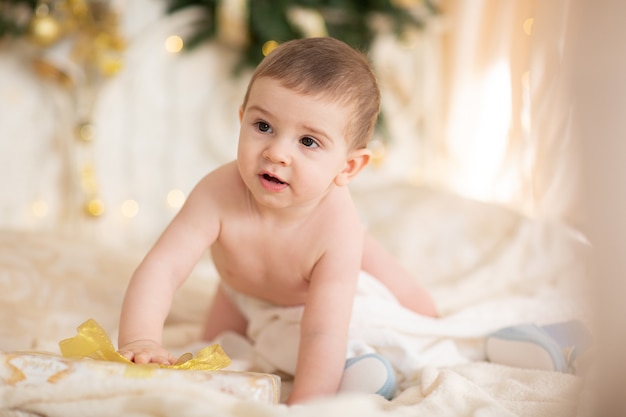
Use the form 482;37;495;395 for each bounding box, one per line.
118;36;438;404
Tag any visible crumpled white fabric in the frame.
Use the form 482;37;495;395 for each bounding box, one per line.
213;263;588;392
221;272;515;390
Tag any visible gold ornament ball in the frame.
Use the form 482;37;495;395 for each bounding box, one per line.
76;122;95;142
28;15;63;47
84;198;105;217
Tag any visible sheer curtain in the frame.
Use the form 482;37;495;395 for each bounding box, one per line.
430;0;579;225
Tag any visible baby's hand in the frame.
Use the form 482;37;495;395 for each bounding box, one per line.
118;340;176;365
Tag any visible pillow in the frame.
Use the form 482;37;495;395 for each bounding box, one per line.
351;183;521;286
352;183;587;315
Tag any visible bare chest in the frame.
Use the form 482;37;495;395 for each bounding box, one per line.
210;218;322;304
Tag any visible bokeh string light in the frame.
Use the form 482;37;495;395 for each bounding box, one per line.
2;0;124;219
1;0;438;224
166;0;439;68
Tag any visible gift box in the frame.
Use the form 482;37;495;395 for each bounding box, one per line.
0;351;281;404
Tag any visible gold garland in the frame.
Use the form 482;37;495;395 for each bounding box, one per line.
5;0;418;220
24;0;124;218
27;0;124;77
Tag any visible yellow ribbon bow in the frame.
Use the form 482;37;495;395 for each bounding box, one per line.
59;319;231;374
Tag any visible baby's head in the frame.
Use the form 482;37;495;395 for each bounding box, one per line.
241;37;380;150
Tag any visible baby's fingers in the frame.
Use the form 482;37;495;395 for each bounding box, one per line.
132;350;175;365
118;350;135;362
117;341;176;365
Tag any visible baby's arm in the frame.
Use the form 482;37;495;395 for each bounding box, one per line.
287;253;360;404
362;233;438;317
287;214;364;404
118;174;221;363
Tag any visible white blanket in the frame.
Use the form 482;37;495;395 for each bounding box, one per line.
0;361;583;417
0;186;591;416
217;271;577;392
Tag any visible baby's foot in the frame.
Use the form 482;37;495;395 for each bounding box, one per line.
339;353;397;400
485;320;592;374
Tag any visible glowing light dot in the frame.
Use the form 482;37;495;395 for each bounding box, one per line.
85;199;105;217
523;18;534;36
101;58;123;77
121;199;139;218
32;200;48;218
262;40;279;57
167;189;186;209
165;35;184;53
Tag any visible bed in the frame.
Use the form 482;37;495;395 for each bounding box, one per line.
0;0;594;413
0;182;590;416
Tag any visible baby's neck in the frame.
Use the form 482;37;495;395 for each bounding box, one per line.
245;188;331;227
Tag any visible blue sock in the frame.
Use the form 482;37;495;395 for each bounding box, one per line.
339;353;397;400
485;320;591;374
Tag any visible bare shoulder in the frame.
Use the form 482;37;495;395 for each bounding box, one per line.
190;161;244;205
321;186;361;221
174;161;244;231
315;187;365;249
195;161;241;191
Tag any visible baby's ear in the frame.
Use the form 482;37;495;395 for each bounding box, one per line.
334;148;372;186
238;106;244;121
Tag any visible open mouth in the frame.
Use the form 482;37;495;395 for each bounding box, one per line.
262;173;285;185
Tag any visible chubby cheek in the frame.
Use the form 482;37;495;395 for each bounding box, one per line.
237;136;257;163
236;142;246;163
303;161;345;192
236;145;258;179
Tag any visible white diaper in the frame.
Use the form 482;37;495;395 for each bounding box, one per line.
222;272;468;388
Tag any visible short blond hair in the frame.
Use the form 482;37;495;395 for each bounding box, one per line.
241;37;380;149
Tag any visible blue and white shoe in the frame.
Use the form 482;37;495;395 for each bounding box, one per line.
485;320;592;374
339;353;397;400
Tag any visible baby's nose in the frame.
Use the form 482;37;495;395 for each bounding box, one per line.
263;140;291;165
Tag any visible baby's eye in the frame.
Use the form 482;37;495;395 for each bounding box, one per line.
256;122;272;133
300;137;318;148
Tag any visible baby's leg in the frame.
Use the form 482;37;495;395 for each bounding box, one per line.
338;353;397;400
362;233;438;317
202;283;248;341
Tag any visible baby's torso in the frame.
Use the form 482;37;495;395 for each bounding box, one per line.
211;219;319;306
206;161;363;306
209;178;337;306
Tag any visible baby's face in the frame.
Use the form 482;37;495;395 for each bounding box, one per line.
237;76;354;210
